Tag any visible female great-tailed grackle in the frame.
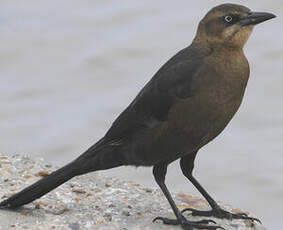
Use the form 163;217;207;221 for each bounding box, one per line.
0;4;275;230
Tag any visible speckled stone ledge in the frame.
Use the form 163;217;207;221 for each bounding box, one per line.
0;154;266;230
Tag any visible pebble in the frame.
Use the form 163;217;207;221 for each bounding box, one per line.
0;154;266;230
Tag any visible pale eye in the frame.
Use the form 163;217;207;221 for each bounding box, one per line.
224;15;233;23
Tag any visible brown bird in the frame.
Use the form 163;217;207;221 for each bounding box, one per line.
0;3;275;230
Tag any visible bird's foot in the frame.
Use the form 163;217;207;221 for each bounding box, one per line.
153;215;224;230
181;207;261;223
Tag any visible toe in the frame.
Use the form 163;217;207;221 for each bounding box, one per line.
231;213;261;224
153;217;179;225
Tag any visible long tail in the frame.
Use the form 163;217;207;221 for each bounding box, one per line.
0;139;124;209
0;160;81;209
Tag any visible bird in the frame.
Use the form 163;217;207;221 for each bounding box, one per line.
0;3;275;230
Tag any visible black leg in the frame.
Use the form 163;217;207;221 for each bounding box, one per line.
152;163;223;230
180;153;261;223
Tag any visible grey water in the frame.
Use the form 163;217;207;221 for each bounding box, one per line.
0;0;282;229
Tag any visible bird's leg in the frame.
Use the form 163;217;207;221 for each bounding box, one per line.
180;154;261;223
152;163;223;230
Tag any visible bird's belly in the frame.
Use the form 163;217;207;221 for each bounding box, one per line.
127;82;246;166
171;91;243;146
135;93;243;165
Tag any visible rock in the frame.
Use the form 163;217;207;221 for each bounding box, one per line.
0;154;266;230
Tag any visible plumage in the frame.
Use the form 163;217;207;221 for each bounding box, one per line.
0;3;275;230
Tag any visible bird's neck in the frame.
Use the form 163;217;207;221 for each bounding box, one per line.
192;38;244;57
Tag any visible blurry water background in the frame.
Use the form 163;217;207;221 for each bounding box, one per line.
0;0;282;228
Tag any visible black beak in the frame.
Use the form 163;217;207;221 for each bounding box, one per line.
240;11;276;26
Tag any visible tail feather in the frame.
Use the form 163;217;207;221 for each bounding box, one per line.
0;160;80;209
0;137;124;209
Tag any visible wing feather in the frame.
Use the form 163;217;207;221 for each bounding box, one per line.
104;45;204;140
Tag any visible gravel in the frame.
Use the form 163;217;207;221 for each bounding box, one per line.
0;154;266;230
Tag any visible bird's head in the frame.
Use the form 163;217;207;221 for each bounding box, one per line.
195;4;276;50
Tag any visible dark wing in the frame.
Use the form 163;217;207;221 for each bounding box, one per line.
104;46;203;141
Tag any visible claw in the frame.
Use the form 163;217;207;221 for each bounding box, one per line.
216;226;226;230
153;216;216;225
232;214;262;224
153;215;225;230
181;207;262;224
235;212;248;216
181;207;197;214
197;219;217;225
152;217;159;223
152;217;179;225
186;223;225;230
